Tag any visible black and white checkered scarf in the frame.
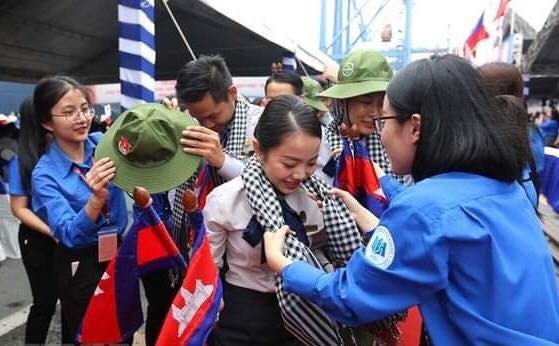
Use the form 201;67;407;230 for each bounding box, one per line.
241;157;403;345
171;96;251;258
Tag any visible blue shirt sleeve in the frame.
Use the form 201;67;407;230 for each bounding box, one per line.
281;202;449;326
32;170;98;247
8;157;26;196
380;175;405;201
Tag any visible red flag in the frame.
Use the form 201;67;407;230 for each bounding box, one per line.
194;165;215;209
77;205;185;344
156;210;222;346
494;0;509;21
463;12;490;58
335;138;387;217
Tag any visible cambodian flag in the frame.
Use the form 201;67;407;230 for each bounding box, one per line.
156;210;222;346
77;205;185;343
335;138;387;217
195;165;215;209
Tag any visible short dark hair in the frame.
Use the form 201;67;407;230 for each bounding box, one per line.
264;71;304;96
477;62;523;98
175;55;233;104
386;54;529;183
254;95;321;154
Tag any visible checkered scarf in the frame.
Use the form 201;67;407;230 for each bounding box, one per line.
241;157;403;345
328;102;405;184
171;96;251;258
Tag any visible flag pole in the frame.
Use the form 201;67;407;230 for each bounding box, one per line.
160;0;197;61
507;1;516;63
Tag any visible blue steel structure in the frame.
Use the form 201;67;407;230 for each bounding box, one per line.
320;0;415;70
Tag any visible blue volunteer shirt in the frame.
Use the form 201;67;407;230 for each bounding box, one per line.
282;172;559;345
8;156;26;196
32;132;128;249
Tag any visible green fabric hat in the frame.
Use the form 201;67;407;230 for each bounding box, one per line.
319;49;393;99
95;103;201;194
302;77;329;112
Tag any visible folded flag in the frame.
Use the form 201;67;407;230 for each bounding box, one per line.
157;210;223;346
194;165;215;210
335;138;388;217
77;204;185;343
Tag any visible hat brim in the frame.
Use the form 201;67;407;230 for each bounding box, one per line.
303;97;329;112
318;80;389;99
95;104;201;194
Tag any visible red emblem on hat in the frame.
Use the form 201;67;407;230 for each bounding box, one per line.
118;136;132;155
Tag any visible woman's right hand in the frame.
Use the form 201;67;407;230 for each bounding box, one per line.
328;188;379;233
85;157;116;208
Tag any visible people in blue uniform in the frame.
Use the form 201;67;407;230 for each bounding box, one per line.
8;98;58;344
263;55;559;345
30;76;128;343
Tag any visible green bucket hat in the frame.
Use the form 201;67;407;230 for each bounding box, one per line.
302;77;329;112
95;103;201;194
319;49;393;99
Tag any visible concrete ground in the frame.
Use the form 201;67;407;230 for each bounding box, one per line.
0;198;557;345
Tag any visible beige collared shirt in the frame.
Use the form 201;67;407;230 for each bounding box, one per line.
203;176;325;293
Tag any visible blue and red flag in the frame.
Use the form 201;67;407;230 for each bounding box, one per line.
335;138;388;217
195;165;215;209
156;209;222;346
464;12;490;57
77;205;185;343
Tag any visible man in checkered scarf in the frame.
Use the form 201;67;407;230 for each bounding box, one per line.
319;49;408;185
142;55;262;345
171;55;263;258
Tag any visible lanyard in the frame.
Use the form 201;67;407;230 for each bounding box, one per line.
73;166;111;225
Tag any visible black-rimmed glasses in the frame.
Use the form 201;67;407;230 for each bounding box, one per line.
373;115;398;133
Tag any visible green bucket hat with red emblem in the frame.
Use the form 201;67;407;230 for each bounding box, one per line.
95;103;201;194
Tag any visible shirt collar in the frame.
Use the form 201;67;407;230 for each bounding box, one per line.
48;135;96;177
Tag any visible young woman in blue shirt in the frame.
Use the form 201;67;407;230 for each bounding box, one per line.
30;76;128;343
8;97;57;344
264;55;559;345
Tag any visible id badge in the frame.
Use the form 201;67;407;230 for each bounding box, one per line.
98;226;118;262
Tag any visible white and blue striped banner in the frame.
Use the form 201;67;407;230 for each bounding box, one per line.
118;0;155;111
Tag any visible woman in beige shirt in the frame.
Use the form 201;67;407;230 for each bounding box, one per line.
203;95;326;345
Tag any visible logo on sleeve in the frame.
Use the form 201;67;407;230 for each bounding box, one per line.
365;225;395;269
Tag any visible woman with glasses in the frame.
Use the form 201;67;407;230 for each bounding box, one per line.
30;75;128;343
263;55;559;345
8;97;57;344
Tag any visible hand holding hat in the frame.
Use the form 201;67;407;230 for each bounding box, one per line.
95;103;201;194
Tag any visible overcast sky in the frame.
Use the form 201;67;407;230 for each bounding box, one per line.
206;0;556;52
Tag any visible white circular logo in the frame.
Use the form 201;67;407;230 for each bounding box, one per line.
341;63;355;78
365;225;395;269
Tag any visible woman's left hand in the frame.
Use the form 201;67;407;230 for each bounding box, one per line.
264;226;293;273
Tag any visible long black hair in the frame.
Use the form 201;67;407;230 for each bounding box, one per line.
17;97;47;194
254;95;321;154
386;54;530;182
18;75;89;193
